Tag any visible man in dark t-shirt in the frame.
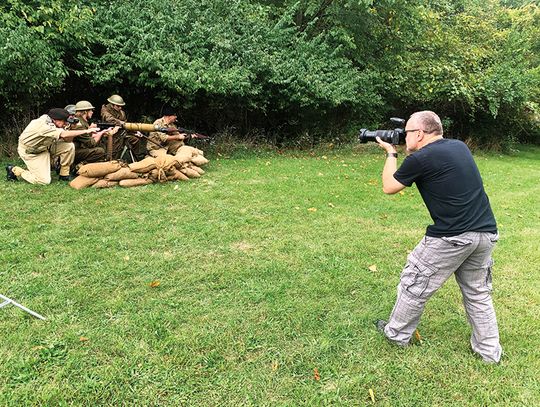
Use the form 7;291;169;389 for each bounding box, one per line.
374;110;502;363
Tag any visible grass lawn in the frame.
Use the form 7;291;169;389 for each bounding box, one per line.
1;144;539;406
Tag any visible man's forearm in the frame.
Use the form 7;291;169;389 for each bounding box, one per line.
382;156;398;190
60;129;94;142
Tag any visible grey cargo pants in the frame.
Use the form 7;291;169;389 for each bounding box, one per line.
384;231;502;363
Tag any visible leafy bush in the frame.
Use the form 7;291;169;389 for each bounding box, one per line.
0;0;538;147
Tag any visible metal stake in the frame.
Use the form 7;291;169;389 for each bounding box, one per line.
0;293;46;320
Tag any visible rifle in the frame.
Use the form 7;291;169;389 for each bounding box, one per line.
165;127;211;141
94;122;210;141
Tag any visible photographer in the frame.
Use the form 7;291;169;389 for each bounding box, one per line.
374;110;502;363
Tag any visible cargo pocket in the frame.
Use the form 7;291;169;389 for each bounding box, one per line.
441;236;473;247
488;232;499;245
402;259;436;298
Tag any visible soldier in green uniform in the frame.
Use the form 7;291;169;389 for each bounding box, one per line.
100;94;144;160
147;106;188;157
72;100;118;166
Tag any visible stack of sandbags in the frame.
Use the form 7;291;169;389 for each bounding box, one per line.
69;150;210;190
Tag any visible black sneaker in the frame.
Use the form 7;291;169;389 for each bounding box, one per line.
375;319;387;333
59;175;74;181
54;159;61;175
6;165;18;181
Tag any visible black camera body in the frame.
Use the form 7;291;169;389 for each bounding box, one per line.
359;117;406;145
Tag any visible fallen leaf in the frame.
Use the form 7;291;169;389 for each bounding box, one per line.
307;207;317;212
123;255;130;261
369;388;375;402
271;361;279;371
328;203;335;208
79;337;89;342
322;155;328;160
313;367;321;381
174;185;179;190
399;191;405;196
149;281;161;288
414;329;422;344
368;264;377;272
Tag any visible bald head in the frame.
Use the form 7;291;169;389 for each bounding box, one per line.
409;111;443;136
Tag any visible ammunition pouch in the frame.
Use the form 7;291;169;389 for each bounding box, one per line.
25;145;49;155
24;136;56;155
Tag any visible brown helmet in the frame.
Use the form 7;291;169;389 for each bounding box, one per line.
107;94;126;106
74;100;96;111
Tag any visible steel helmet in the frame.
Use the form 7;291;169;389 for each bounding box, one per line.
64;104;76;115
107;94;126;106
74;100;96;111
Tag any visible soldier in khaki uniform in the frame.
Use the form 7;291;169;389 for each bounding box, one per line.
147;106;188;157
72;100;118;165
100;94;143;160
6;108;99;184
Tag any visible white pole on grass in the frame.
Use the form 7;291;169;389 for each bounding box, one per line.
0;293;46;320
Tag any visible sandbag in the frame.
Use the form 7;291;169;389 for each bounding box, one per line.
167;169;190;181
181;167;200;178
155;154;178;172
78;161;122;178
119;178;153;187
69;175;99;190
175;145;197;157
128;156;156;173
105;167;140;181
146;169;160;183
191;155;209;166
174;150;192;164
190;164;205;175
92;179;119;189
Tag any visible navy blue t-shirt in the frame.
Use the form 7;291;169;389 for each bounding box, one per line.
394;139;497;237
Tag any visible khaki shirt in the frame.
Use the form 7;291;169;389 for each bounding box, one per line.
71;116;98;149
19;115;63;153
101;103;127;125
147;118;178;152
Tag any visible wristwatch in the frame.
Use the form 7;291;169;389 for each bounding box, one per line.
387;152;398;158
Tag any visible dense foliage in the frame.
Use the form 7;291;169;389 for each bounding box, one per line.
1;0;539;145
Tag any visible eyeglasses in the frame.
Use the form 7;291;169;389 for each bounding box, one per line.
404;129;423;135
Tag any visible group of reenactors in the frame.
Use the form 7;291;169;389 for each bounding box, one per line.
6;95;189;184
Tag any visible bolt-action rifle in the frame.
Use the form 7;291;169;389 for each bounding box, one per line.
94;122;210;141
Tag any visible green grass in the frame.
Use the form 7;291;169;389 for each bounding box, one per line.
1;144;539;406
